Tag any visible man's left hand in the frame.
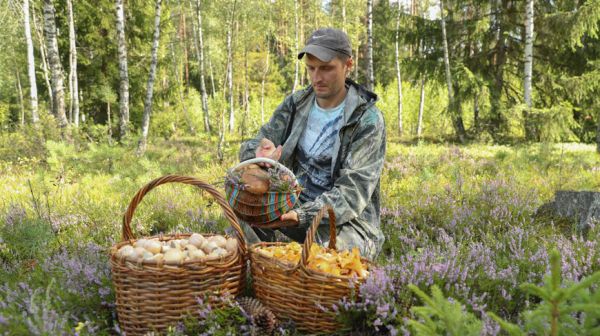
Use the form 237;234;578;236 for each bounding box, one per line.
280;211;298;223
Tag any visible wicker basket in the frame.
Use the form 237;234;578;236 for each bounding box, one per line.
225;158;301;226
109;175;247;336
249;205;372;333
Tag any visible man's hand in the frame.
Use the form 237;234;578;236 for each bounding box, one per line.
280;210;298;223
255;138;282;167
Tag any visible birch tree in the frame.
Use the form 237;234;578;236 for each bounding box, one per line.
138;0;162;154
67;0;80;127
43;0;68;132
439;0;465;142
523;0;534;138
23;0;39;124
194;0;210;133
366;0;374;90
292;0;299;93
260;37;271;125
226;0;237;133
32;6;52;112
394;3;403;136
116;0;130;140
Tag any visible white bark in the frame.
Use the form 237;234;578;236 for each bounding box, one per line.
194;0;210;133
138;0;162;154
440;0;454;107
292;0;299;93
226;1;236;133
15;69;25;126
23;0;39;123
366;0;374;90
260;39;270;125
417;76;425;137
524;0;534;108
116;0;130;139
67;0;80;127
395;5;403;136
32;6;52;112
44;0;68;130
342;0;347;32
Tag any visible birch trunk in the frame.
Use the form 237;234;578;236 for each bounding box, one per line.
116;0;130;140
395;5;403;136
523;0;534;138
16;69;25;126
366;0;374;90
292;0;299;93
67;0;80;127
107;102;113;144
260;39;270;125
23;0;39;124
137;0;162;154
242;43;250;139
342;0;347;32
226;0;236;133
44;0;68;132
417;76;425;137
32;7;52;113
194;0;210;133
440;0;465;142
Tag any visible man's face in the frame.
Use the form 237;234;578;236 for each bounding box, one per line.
305;54;352;104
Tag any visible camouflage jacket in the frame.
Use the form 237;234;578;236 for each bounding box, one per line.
239;79;386;259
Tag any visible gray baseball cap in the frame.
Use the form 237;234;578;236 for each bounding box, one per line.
298;28;352;62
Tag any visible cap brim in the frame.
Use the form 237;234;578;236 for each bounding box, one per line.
297;45;337;62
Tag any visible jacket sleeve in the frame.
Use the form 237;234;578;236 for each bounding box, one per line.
239;96;294;162
294;108;386;228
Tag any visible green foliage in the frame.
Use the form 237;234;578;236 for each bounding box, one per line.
489;249;600;335
0;205;55;263
407;284;483;335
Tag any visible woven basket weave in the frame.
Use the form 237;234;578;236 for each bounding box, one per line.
249;205;372;333
225;158;301;226
109;175;247;336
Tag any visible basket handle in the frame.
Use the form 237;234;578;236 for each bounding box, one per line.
231;157;297;182
300;205;336;267
122;175;246;256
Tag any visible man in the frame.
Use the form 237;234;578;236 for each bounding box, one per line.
239;28;386;260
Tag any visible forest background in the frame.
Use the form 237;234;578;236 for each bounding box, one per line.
1;0;600;335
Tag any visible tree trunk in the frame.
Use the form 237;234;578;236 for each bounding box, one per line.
194;0;210;133
395;4;403;136
417;75;425;137
107;102;113;144
260;38;271;125
366;0;374;90
342;0;347;32
440;0;465;142
242;41;250;139
44;0;68;134
137;0;162;155
292;0;299;93
23;0;39;124
226;0;237;133
116;0;130;140
32;6;52;113
15;68;25;126
474;90;480;131
523;0;534;139
180;5;190;90
67;0;80;127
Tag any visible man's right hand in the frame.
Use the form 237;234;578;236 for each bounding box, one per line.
255;138;282;167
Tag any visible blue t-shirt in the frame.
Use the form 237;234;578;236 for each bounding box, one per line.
295;98;345;202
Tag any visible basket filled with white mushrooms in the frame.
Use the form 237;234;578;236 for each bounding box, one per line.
109;175;246;336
